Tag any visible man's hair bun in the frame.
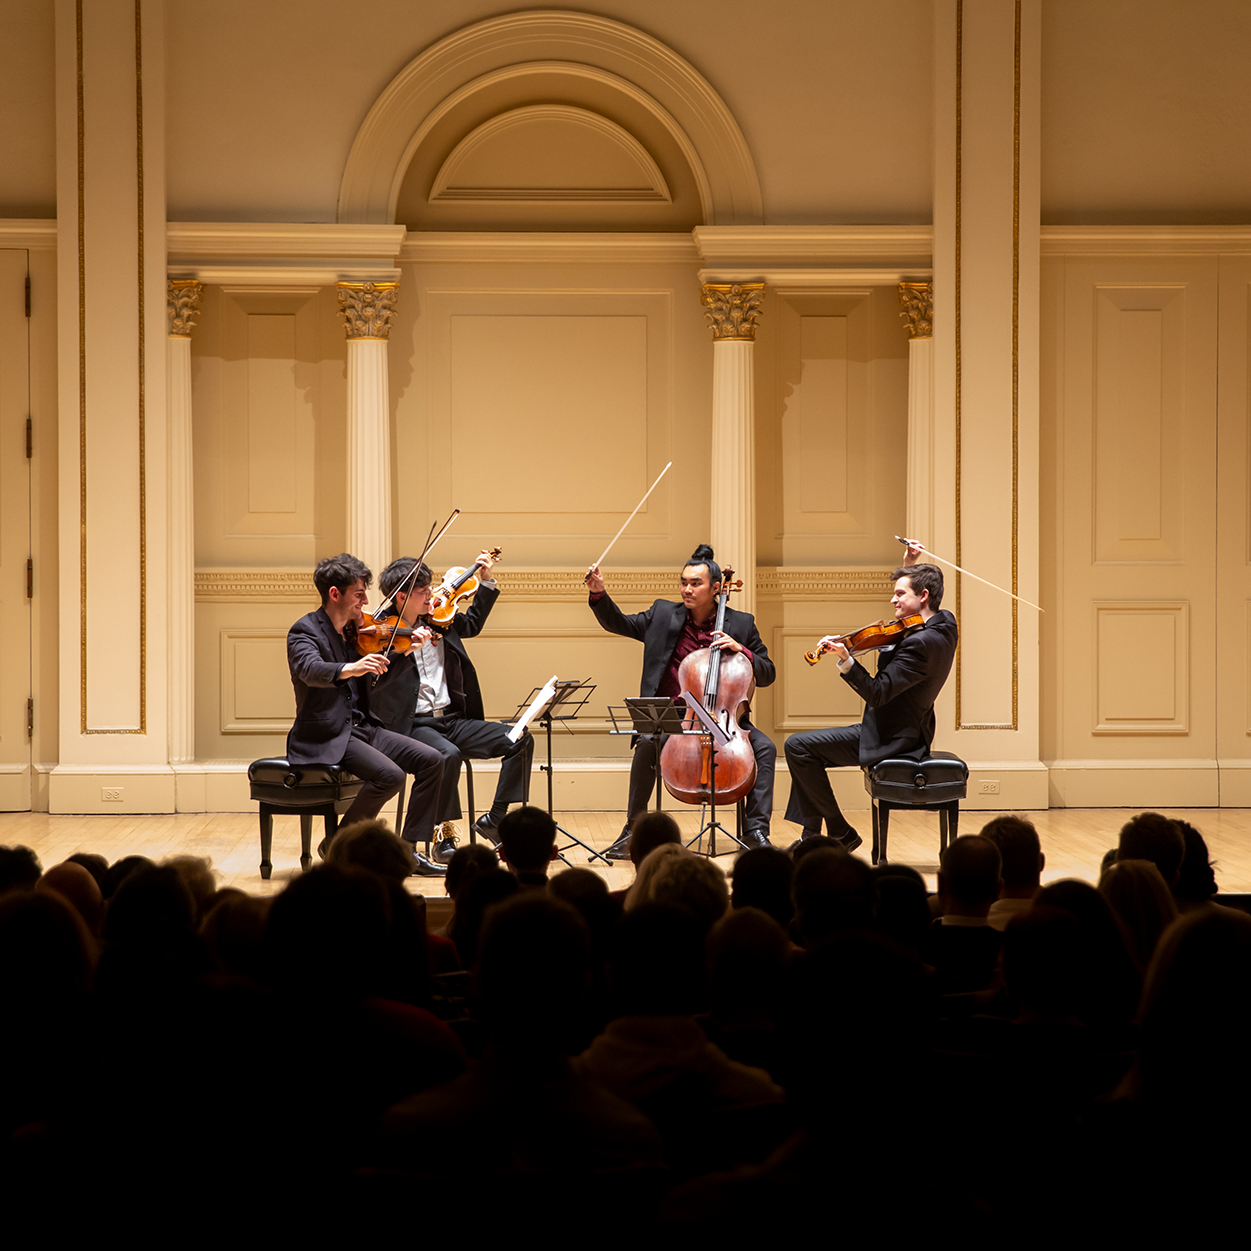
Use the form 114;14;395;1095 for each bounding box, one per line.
689;544;715;563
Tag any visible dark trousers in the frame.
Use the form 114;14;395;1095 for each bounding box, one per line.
628;725;777;830
782;725;862;834
407;714;534;823
339;724;443;845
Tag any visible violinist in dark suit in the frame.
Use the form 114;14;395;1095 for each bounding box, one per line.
586;544;777;857
783;550;958;853
286;553;446;875
369;552;534;857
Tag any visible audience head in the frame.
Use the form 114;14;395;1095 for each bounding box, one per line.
624;842;690;910
790;834;843;864
476;893;590;1050
1034;878;1141;1025
979;815;1044;894
1098;858;1179;973
65;852;109;893
1002;905;1089;1023
792;847;875;945
200;890;270;981
609;903;708;1016
871;864;931;956
497;805;557;876
265;864;391;999
1118;812;1185;887
101;855;155;901
326;818;413;883
445;842;501;902
644;852;729;933
36;861;105;938
627;810;682;868
707;906;791;1024
938;835;1003;916
162;855;218;922
0;844;42;896
1139;907;1251;1118
104;864;197;948
1173;820;1218;905
449;868;521;968
731;845;795;931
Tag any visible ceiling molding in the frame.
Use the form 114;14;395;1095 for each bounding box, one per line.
1041;225;1251;254
0;219;57;250
399;231;699;264
337;10;762;226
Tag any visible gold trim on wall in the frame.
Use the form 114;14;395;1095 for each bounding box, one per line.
194;567;896;605
953;0;1020;733
78;0;148;734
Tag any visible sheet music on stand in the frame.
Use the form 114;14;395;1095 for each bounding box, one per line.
606;697;688;740
504;678;605;866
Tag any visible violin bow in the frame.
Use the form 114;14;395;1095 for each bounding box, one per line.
374;509;461;675
895;536;1045;613
584;461;673;583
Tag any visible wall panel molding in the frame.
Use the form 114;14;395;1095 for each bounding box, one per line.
1092;600;1189;734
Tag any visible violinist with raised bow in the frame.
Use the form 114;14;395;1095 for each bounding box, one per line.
783;543;958;853
587;544;777;857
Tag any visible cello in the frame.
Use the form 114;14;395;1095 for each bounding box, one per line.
658;565;758;807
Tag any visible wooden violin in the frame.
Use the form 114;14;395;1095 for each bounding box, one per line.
659;565;758;807
354;611;433;656
428;547;502;626
804;614;925;666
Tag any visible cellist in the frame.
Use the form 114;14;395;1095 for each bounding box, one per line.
587;544;777;857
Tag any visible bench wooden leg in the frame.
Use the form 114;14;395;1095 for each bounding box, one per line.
878;802;891;864
259;808;274;880
871;801;881;864
299;814;314;871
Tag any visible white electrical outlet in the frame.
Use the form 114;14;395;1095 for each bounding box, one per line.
101;787;123;802
978;779;1000;795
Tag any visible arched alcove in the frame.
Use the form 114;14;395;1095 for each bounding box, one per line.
337;10;762;228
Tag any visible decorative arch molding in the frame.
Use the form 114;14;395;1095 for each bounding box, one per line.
337;9;762;226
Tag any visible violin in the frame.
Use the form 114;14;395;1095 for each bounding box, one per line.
353;611;433;657
803;614;925;666
428;547;502;626
659;566;758;807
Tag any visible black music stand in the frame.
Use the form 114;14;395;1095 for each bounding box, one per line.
675;691;749;858
506;679;607;866
607;697;688;812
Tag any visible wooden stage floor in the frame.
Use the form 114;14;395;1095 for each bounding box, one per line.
5;806;1250;901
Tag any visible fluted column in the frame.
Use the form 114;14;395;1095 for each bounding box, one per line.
167;280;201;766
900;281;935;545
338;280;398;584
702;282;764;612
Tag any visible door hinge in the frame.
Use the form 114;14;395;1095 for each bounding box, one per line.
26;416;31;459
26;558;32;599
24;275;30;318
26;699;33;737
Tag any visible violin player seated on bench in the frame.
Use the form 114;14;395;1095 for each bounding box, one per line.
783;544;958;854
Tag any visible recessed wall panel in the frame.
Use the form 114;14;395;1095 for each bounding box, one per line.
246;315;297;513
219;629;295;734
1093;601;1188;733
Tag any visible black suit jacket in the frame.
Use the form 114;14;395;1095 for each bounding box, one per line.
842;608;958;764
285;607;380;766
589;593;776;702
370;584;499;735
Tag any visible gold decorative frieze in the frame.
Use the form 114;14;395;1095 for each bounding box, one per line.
336;280;399;340
898;281;933;339
196;570;319;603
756;568;895;602
196;566;896;605
167;280;203;337
700;282;764;341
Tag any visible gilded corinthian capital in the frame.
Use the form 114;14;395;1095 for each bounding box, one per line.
701;282;765;342
336;281;399;340
898;281;933;339
167;280;202;338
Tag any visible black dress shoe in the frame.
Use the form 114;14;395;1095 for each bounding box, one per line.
602;827;633;861
471;814;502;847
405;845;448;877
740;827;774;850
833;827;864;854
432;822;460;863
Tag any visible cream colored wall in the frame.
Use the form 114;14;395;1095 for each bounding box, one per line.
1040;239;1251;807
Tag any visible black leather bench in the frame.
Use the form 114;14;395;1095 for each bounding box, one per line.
862;750;968;865
248;758;364;880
